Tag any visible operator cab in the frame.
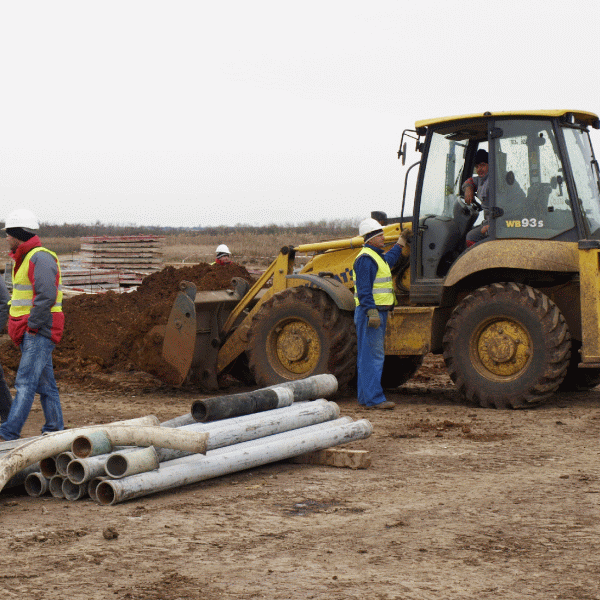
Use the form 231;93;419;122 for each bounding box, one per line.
403;110;600;304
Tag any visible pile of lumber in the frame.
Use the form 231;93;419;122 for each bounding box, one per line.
79;235;165;282
60;268;121;292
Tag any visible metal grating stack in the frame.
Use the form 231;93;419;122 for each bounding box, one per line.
79;235;166;286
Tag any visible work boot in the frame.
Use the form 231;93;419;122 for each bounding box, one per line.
366;401;395;410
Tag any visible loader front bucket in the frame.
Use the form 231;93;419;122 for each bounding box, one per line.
162;278;254;390
162;282;198;386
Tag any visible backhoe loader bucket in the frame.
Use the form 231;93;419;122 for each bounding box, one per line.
162;281;197;386
162;278;252;389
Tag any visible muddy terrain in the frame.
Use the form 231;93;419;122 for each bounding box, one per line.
1;353;599;600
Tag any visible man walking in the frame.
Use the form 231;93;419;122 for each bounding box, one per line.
352;218;411;409
0;209;64;441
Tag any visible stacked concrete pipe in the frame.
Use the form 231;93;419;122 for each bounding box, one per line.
3;374;371;506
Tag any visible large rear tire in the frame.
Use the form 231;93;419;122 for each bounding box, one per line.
247;287;357;390
381;355;424;389
443;282;571;408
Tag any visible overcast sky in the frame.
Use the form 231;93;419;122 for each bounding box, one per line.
0;1;598;228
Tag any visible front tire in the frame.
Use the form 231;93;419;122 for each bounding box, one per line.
443;282;571;408
247;287;357;390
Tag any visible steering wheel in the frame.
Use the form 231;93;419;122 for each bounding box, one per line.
457;194;483;212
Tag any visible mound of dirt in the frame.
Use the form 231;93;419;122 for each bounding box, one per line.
0;262;256;386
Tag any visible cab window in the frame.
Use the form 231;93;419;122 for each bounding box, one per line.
494;119;575;239
419;131;466;218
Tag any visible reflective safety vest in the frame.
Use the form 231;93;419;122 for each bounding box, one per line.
352;247;396;307
9;247;63;318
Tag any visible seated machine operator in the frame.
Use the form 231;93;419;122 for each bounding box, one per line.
462;149;489;246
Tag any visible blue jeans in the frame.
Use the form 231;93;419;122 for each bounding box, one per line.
0;332;63;440
354;307;388;406
0;361;12;422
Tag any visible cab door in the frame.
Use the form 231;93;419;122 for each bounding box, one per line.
491;118;578;242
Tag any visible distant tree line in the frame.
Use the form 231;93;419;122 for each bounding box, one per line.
35;218;360;238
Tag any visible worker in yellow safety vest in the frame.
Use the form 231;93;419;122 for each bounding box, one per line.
0;208;65;441
352;218;412;410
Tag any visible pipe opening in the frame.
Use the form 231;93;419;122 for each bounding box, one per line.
67;461;86;485
87;477;105;503
62;479;85;501
49;475;65;498
191;401;207;422
56;452;74;476
96;481;116;505
71;436;93;458
105;455;128;478
24;473;47;497
39;457;57;479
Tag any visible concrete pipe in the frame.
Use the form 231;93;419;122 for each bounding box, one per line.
62;478;88;501
49;475;65;498
0;415;160;492
88;477;108;503
70;426;209;460
266;374;338;401
39;456;57;479
206;416;353;456
67;454;112;485
56;452;75;477
71;431;113;458
191;386;293;422
105;446;160;479
4;463;41;491
24;472;49;497
71;400;339;483
102;400;342;474
160;413;195;428
96;418;372;506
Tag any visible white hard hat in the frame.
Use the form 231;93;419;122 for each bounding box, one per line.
4;208;40;231
216;244;231;255
358;218;383;240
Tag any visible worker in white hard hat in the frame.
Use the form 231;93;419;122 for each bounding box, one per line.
213;244;232;266
352;218;412;410
0;209;65;441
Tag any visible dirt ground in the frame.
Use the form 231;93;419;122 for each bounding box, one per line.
1;355;599;600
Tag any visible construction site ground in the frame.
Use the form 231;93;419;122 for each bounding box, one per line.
1;357;599;600
1;263;599;599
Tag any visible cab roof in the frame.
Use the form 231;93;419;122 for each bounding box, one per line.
415;110;599;130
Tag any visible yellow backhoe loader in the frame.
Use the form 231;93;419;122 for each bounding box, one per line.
162;109;600;408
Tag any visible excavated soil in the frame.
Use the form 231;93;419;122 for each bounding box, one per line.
1;265;600;599
0;262;255;388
